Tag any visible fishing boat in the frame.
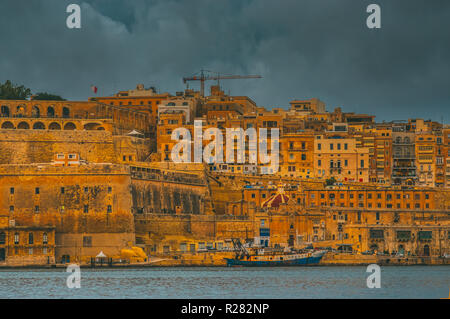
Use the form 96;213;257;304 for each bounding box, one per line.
225;239;327;267
225;249;326;267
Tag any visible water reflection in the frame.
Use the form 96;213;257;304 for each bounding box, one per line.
0;266;448;299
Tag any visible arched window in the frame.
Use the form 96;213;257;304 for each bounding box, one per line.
63;122;76;130
1;105;10;117
62;107;70;118
28;233;34;245
48;122;61;130
47;106;55;117
33;122;45;130
32;106;40;118
16;105;26;117
17;122;30;129
1;121;14;129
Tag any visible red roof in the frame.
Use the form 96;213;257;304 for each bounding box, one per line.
262;193;290;208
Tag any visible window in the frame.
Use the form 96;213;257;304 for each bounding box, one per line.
418;231;432;240
83;205;89;213
34;206;40;213
330;143;334;150
35;187;40;195
344;143;348;150
84;187;89;193
43;233;48;244
108;187;112;193
61;187;65;194
10;187;14;195
28;233;34;244
0;232;5;245
9;206;14;212
376;212;380;221
370;229;384;239
107;205;112;213
317;143;321;150
83;236;92;247
14;233;19;245
397;231;411;240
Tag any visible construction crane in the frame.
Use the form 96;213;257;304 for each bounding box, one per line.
183;70;262;97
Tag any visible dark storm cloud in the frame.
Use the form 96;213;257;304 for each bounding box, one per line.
0;0;449;122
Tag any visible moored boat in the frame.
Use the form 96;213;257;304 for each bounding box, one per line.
225;250;326;267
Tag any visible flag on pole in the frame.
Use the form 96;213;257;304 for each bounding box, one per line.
91;85;98;94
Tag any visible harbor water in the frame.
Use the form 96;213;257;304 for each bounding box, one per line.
0;266;448;299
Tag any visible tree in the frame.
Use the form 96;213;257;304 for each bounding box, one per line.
0;80;31;100
32;92;66;101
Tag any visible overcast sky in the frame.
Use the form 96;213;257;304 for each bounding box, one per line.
1;0;449;122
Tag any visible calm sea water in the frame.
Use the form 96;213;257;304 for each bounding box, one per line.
0;266;448;299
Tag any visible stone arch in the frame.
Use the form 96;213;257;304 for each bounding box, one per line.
17;121;30;129
1;105;10;117
48;122;61;130
32;105;41;118
33;122;45;130
47;106;55;117
62;107;70;118
63;122;76;130
84;122;102;130
16;105;26;117
1;121;15;129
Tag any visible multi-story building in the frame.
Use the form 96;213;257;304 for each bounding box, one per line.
392;123;417;185
415;133;437;187
279;131;315;179
444;126;450;188
314;125;370;183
